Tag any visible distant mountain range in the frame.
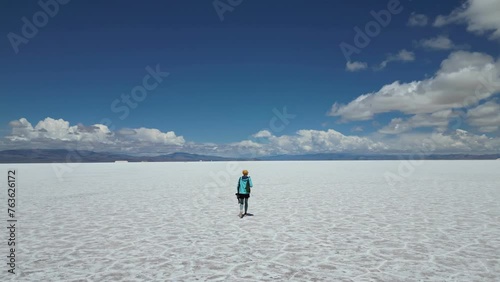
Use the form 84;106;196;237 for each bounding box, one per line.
0;150;242;163
259;153;500;161
0;149;499;163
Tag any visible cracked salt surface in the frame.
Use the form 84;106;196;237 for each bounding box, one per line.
1;160;499;281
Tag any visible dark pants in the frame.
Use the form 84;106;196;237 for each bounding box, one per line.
236;194;249;213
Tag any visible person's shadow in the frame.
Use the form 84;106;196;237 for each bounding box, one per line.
244;213;254;216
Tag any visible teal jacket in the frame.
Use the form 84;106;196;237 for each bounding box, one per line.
237;176;253;194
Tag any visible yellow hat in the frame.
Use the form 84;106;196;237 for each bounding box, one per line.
242;170;248;175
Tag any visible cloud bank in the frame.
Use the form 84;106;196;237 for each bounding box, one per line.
346;61;368;72
416;35;466;51
377;49;415;70
434;0;500;40
408;13;429;27
3;117;500;156
329;51;500;128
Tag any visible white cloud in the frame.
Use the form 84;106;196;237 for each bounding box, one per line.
329;51;500;121
5;117;185;151
234;140;262;148
7;118;34;142
379;110;456;134
434;0;500;40
478;126;499;133
417;35;463;50
8;120;26;128
237;128;500;155
467;100;500;132
252;130;273;138
7;117;113;143
125;128;185;145
207;128;500;155
3;118;500;157
351;126;364;132
378;118;411;135
243;129;388;155
116;128;137;136
395;49;415;61
346;61;368;72
377;49;415;70
395;129;500;153
408;13;429;27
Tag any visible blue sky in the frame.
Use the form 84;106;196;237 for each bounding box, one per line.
1;0;499;156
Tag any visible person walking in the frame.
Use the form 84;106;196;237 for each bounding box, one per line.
236;170;253;218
